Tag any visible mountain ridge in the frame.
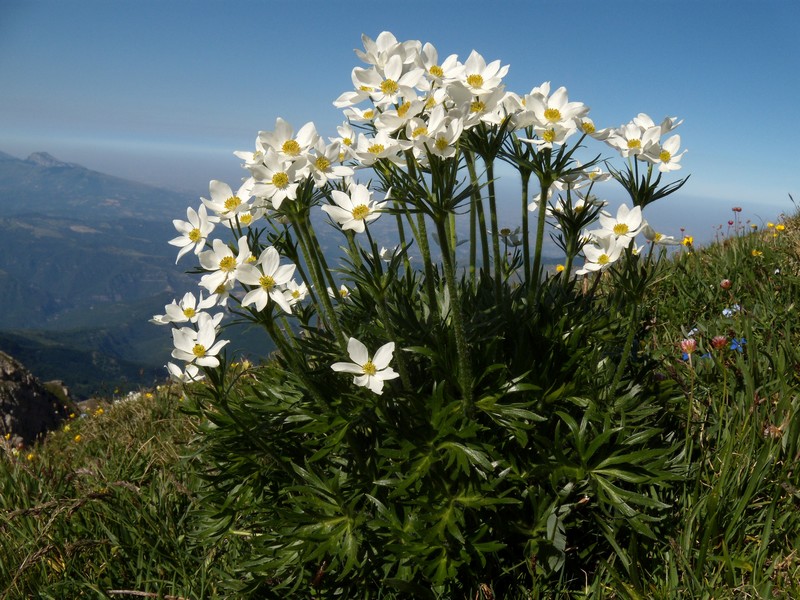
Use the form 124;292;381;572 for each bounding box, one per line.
0;149;193;221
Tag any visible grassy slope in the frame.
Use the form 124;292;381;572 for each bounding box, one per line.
1;215;799;599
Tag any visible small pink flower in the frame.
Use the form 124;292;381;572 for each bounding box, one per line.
680;339;697;355
720;279;732;290
710;335;727;350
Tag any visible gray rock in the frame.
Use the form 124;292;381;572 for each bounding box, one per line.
0;351;72;445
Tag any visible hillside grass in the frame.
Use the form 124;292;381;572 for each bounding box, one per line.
2;210;800;599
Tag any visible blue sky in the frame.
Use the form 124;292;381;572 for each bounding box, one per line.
2;0;799;242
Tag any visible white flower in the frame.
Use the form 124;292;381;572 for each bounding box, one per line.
284;280;308;306
596;204;644;240
523;85;588;129
459;49;509;96
643;224;680;245
198;235;252;292
331;337;400;395
576;235;626;275
328;284;351;300
321;183;386;233
151;292;217;325
201;179;253;222
353;131;408;166
171;312;229;368
306;139;354;187
257;117;319;162
606;122;660;158
645;134;686;172
166;362;204;383
352;54;424;107
250;149;305;209
169;204;215;262
237;246;297;314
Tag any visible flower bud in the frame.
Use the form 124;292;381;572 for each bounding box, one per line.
720;279;732;290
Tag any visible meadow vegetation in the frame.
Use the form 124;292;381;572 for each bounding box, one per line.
2;32;799;599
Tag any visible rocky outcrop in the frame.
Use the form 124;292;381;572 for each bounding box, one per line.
0;351;72;445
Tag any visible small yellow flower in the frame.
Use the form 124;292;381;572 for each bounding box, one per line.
63;424;71;432
145;392;153;399
69;412;76;419
26;452;35;461
752;249;763;257
94;408;104;416
682;235;694;247
776;224;785;232
73;434;82;443
767;222;775;229
556;264;565;273
3;433;10;441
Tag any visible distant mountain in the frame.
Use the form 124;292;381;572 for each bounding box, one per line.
0;150;207;397
0;150;191;221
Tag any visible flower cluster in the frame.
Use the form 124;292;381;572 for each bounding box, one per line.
154;31;688;394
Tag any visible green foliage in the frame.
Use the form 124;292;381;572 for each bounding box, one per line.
0;388;239;599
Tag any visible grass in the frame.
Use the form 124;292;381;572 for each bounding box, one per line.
1;211;799;598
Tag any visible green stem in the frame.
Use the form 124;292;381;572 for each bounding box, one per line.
434;217;473;411
294;217;347;349
415;211;438;313
394;201;411;272
466;153;490;274
520;170;532;285
531;172;554;285
486;160;502;296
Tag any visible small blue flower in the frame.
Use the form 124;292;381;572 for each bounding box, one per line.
730;337;746;352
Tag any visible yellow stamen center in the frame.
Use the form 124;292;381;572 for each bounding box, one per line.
282;140;301;156
411;126;428;138
367;143;385;155
239;214;253;226
183;307;196;319
396;101;411;117
581;121;596;134
466;74;484;88
359;85;372;92
542;129;556;143
363;109;375;119
192;344;206;358
435;137;449;151
224;196;241;211
272;172;289;188
259;275;276;290
362;360;377;375
659;149;672;162
219;256;237;272
315;156;331;171
381;79;399;95
627;139;641;149
429;65;444;78
613;223;630;236
470;100;486;113
544;107;562;122
188;228;202;243
291;290;301;299
342;137;352;146
425;96;436;109
352;205;370;220
597;254;610;265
